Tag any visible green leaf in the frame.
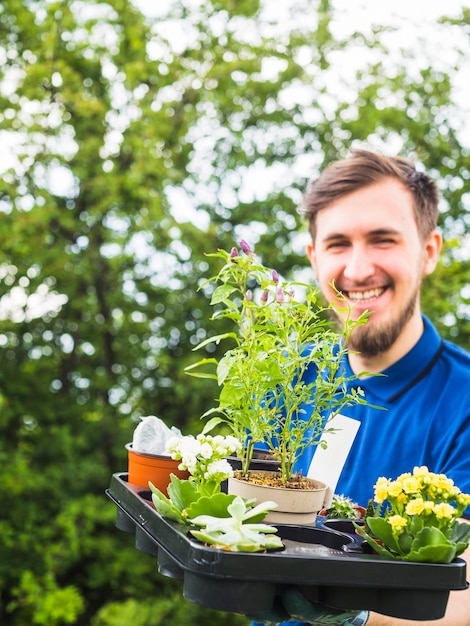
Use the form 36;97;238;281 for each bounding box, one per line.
356;522;467;563
411;526;451;549
242;499;278;522
201;416;225;434
408;515;424;535
353;523;397;559
451;521;470;545
148;482;186;523
397;529;414;554
227;496;246;521
406;526;462;561
365;517;402;554
405;544;457;564
455;541;470;557
185;493;237;520
217;353;240;385
184;358;218;379
189;529;226;546
166;475;200;511
191;333;238;351
184;371;219;380
211;284;237;305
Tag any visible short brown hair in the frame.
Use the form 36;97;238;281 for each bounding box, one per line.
302;149;440;241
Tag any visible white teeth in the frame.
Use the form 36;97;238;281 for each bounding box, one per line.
347;288;384;301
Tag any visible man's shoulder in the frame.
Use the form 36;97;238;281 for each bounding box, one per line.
436;338;470;401
441;337;470;368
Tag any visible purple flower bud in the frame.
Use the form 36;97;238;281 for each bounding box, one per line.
271;270;279;284
260;290;269;304
275;286;284;303
239;239;252;255
246;289;253;301
230;247;239;259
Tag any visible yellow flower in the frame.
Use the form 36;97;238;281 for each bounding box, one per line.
388;515;408;531
412;466;430;477
433;502;456;520
448;486;460;499
457;493;470;508
388;480;403;498
397;493;408;504
375;476;388;487
397;472;412;482
423;501;435;513
405;498;425;516
374;477;389;503
402;476;420;494
435;474;454;493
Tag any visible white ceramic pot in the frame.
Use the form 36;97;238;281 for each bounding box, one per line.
227;471;328;525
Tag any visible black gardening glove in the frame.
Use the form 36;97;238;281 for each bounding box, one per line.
249;585;369;625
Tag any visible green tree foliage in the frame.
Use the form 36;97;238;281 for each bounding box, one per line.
0;0;468;624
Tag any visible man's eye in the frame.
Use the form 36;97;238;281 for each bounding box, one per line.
327;241;348;250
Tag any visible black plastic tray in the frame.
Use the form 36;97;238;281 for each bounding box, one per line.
106;472;468;620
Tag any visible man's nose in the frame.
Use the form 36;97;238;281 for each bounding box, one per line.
343;247;375;282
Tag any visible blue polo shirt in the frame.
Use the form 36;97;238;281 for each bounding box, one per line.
294;315;470;516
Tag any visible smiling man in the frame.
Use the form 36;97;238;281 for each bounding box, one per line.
252;150;470;626
305;155;442;374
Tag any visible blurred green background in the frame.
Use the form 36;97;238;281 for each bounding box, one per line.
1;1;469;624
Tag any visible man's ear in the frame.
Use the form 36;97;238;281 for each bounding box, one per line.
306;242;317;277
423;230;442;276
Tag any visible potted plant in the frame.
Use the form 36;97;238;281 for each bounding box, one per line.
126;415;190;494
319;493;367;534
355;466;470;563
185;241;371;522
149;431;284;552
320;494;366;520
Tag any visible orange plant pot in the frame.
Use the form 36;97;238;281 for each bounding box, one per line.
126;443;190;495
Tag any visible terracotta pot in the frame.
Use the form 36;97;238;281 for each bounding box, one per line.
354;505;367;519
126;443;189;495
227;471;328;525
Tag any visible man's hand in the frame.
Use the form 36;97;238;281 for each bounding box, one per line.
250;585;369;625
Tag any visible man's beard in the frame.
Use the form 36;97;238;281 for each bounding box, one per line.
346;282;421;358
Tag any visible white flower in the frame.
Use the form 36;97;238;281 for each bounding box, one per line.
225;436;242;453
181;455;198;474
204;459;233;481
198;441;214;459
166;436;183;457
177;436;201;460
165;432;241;491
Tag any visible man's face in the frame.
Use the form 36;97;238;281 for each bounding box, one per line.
306;178;441;357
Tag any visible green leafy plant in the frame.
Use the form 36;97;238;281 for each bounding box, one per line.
149;433;243;524
185;241;371;485
355;466;470;563
149;433;282;552
149;473;237;524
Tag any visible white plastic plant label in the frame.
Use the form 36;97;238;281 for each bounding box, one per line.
306;414;361;508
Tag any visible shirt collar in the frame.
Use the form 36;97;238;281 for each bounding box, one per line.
345;316;443;402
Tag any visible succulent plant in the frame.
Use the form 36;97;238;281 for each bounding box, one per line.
149;476;283;552
324;494;359;519
190;496;284;552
